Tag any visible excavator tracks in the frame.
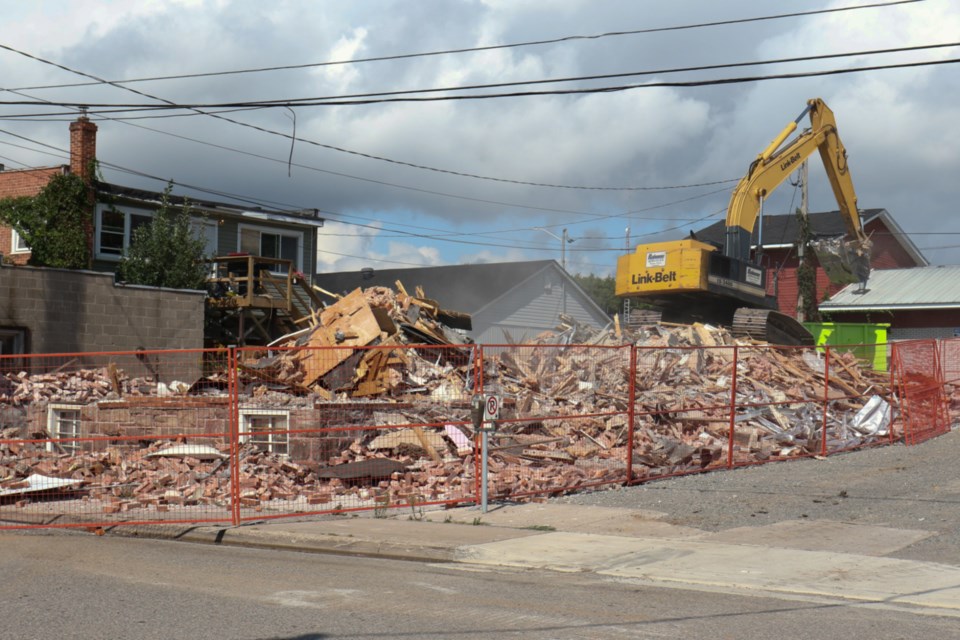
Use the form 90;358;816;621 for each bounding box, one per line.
732;308;814;346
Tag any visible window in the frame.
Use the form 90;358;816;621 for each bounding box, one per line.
47;406;81;453
95;204;153;259
239;225;302;273
0;327;26;355
95;204;217;260
10;229;29;254
240;411;289;456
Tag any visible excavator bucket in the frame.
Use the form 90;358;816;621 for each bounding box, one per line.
810;237;871;286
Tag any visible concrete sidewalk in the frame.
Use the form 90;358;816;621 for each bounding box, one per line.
112;502;960;614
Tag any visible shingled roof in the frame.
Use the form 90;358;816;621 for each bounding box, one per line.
692;208;888;248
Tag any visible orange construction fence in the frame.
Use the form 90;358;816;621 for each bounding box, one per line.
1;338;955;530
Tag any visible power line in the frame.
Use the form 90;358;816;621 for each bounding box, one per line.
4;58;958;113
0;42;742;194
3;0;925;92
4;42;954;194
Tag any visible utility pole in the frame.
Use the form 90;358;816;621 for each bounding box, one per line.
561;228;568;271
796;160;809;322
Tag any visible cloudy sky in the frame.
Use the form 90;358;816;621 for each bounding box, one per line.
1;0;957;274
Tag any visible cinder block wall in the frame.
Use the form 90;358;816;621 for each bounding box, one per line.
0;265;204;358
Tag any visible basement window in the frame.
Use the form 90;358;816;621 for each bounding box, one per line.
47;405;81;453
239;410;289;456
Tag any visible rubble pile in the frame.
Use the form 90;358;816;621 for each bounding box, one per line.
0;435;473;513
0;282;900;513
482;319;893;486
243;285;474;401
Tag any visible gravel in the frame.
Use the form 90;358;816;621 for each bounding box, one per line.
557;427;960;565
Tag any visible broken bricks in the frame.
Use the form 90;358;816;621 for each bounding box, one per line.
0;280;905;519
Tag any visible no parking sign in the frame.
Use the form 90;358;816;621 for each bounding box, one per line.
483;394;500;421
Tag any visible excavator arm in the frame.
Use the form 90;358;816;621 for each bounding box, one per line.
724;98;871;264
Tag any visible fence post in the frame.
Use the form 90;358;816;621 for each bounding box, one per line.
229;346;241;526
821;346;831;457
625;344;637;485
727;345;738;469
889;343;899;444
474;345;484;505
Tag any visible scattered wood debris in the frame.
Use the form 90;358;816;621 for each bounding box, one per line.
0;282;903;514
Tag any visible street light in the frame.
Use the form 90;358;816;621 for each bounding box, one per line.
534;227;575;271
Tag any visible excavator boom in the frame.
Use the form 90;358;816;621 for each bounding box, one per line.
616;98;871;344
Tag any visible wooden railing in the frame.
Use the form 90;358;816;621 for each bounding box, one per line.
205;255;323;322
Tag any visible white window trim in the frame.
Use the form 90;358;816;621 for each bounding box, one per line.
239;409;290;456
236;223;304;272
10;229;29;254
94;203;154;261
46;404;82;453
94;203;218;261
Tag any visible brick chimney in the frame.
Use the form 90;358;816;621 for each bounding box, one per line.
69;115;97;182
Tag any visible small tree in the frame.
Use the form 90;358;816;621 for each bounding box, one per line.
117;184;209;290
0;172;91;269
572;273;619;316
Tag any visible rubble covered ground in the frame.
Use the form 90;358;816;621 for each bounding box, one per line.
0;284;913;524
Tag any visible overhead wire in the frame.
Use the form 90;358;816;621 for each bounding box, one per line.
4;0;925;91
2;42;955;192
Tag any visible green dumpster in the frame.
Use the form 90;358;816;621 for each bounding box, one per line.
802;322;890;371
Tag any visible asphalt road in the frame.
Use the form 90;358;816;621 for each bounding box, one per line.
3;531;960;639
560;428;960;565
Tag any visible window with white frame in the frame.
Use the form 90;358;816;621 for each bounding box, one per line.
238;225;302;273
95;204;218;260
47;405;81;453
10;229;29;254
95;204;153;259
240;410;289;456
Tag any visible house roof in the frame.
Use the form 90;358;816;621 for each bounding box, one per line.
692;208;887;247
691;208;927;266
94;181;325;228
314;260;600;316
820;265;960;311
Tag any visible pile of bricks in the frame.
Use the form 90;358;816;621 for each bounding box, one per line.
0;284;895;512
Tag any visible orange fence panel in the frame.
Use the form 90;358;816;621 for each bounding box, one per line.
1;335;954;531
630;343;737;482
478;344;632;499
892;339;949;446
0;349;234;530
231;343;479;520
941;338;960;427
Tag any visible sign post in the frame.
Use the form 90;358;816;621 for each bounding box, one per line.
476;394;500;514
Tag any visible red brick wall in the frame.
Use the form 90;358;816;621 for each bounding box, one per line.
831;308;960;328
761;219;923;318
0;166;63;198
0;166;66;264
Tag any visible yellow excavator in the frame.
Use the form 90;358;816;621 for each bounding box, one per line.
615;98;872;345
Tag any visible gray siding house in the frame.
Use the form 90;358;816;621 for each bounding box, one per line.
314;260;611;344
93;182;323;277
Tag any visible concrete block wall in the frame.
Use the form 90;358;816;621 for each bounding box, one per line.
0;265;204;361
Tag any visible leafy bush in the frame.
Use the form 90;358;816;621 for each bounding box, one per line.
117;184;209;290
